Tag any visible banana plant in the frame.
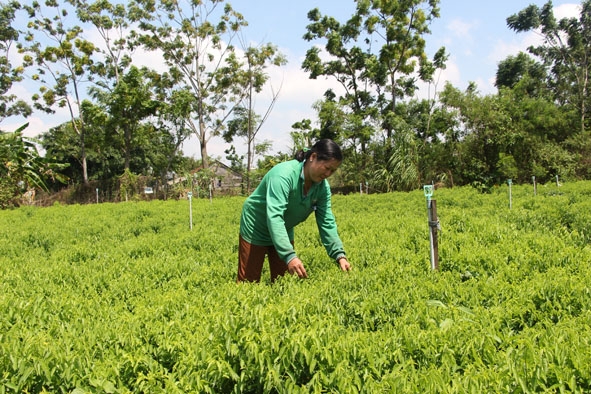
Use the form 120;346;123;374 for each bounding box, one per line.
0;123;68;199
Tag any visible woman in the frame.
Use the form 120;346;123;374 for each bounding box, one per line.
237;139;351;282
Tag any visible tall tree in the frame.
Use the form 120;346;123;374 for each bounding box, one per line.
20;0;97;184
302;0;444;155
153;84;199;179
73;0;149;85
507;0;591;134
440;81;576;187
223;41;286;192
302;6;378;156
495;52;547;97
89;66;158;171
0;0;32;124
132;0;249;168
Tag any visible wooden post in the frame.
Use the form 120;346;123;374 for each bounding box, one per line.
424;185;439;270
508;179;513;209
428;199;439;270
188;192;193;230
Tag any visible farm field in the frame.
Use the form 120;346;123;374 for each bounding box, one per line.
1;181;591;393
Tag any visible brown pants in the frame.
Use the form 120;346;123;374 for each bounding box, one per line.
237;235;290;283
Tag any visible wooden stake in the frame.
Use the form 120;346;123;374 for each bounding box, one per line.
428;199;439;270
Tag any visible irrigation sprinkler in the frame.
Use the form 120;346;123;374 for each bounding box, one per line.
532;176;537;196
96;188;99;204
424;185;439;270
188;191;193;230
508;179;512;209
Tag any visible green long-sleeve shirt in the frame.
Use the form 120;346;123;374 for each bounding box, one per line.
239;159;346;264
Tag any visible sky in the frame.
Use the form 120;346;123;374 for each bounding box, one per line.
5;0;582;163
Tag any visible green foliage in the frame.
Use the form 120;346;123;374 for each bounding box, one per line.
507;0;591;134
131;0;252;168
0;0;32;123
0;123;68;207
0;175;18;209
20;0;99;183
118;168;139;201
302;0;445;154
1;181;591;391
497;153;518;180
6;0;591;198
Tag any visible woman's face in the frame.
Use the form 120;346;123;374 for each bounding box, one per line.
307;153;341;183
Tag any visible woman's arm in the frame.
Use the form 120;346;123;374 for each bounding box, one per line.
314;181;347;262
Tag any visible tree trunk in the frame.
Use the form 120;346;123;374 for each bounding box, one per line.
200;137;209;169
199;118;209;168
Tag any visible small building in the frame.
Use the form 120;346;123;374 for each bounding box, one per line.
209;160;243;192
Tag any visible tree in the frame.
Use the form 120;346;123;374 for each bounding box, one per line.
302;6;378;156
40;120;84;184
90;66;159;171
223;41;286;192
507;0;591;134
133;0;250;168
289;119;314;154
0;0;32;123
302;0;445;153
440;81;577;187
20;0;98;184
439;83;513;188
153;84;200;180
73;0;148;85
495;52;547;97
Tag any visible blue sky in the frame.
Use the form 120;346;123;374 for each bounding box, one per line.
7;0;581;162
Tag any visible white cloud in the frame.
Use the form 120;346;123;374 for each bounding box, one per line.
447;18;478;40
489;39;525;64
554;3;581;20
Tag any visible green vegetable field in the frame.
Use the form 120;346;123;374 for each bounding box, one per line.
1;182;591;393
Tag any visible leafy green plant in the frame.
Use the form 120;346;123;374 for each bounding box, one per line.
1;181;590;392
0;123;68;208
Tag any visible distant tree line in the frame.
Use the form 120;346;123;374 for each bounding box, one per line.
296;0;591;192
1;0;590;207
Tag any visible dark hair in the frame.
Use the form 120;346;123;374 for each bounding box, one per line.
294;139;343;162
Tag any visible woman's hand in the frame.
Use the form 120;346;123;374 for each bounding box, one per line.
338;257;351;272
287;257;308;278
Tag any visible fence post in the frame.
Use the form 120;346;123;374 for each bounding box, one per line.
508;179;512;209
424;185;439;270
188;192;193;230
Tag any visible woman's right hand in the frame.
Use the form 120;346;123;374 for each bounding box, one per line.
287;257;308;279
